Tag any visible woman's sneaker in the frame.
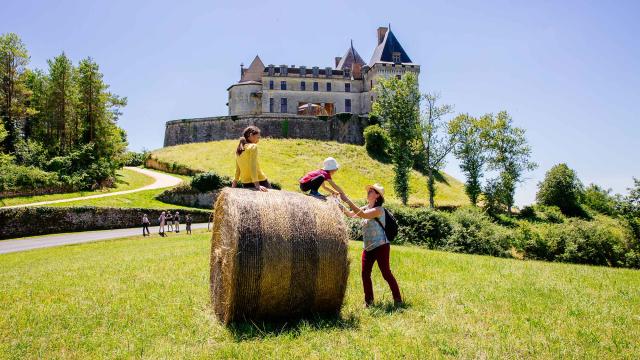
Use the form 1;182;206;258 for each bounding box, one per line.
309;190;325;198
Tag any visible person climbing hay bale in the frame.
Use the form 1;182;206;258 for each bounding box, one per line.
210;188;350;324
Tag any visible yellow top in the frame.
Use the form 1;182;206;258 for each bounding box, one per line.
234;143;267;184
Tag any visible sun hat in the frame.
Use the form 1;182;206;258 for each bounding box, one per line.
323;157;340;171
365;183;385;199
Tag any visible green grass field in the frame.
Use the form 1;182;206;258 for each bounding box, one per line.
0;168;156;207
46;188;194;209
2;231;638;358
151;139;469;207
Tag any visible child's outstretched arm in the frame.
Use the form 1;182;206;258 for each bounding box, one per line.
325;179;344;195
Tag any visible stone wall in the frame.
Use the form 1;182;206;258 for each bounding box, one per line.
163;113;369;147
0;207;211;240
156;188;218;209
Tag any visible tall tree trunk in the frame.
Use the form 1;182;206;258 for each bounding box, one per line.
428;167;435;209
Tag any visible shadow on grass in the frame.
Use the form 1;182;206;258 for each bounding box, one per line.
367;300;411;317
227;312;360;341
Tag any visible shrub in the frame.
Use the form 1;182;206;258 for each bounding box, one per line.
444;207;513;257
536;163;586;217
363;125;390;163
123;151;148;167
191;172;232;192
582;184;619;216
14;139;48;167
386;204;452;247
335;112;352;123
519;205;536;220
0;161;60;192
536;205;565;224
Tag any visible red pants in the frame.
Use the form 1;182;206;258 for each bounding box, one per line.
362;243;402;304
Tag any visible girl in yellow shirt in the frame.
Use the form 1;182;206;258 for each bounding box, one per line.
231;126;270;192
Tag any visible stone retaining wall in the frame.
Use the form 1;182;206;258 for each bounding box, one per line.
0;207;211;240
163;113;369;147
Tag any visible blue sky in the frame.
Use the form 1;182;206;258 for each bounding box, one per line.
3;0;639;205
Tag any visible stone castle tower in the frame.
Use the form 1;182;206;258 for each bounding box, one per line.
227;26;419;116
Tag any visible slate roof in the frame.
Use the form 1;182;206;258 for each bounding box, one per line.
336;40;365;70
368;29;412;66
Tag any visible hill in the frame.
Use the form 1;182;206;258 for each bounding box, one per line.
151;139;469;206
1;231;638;358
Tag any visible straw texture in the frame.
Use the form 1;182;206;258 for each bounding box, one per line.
210;188;350;324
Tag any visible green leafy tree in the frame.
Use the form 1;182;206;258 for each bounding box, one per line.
371;72;421;205
419;93;456;208
582;184;618;216
0;33;34;153
0;118;7;150
536;163;585;216
45;52;79;153
450;113;490;206
487;111;537;214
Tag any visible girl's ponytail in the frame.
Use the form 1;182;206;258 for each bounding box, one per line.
236;126;261;155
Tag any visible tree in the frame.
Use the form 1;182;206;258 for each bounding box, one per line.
45;52;79;153
419;93;456;208
536;163;585;216
0;33;33;153
371;72;421;205
486;111;537;214
582;184;618;216
450;113;490;206
0;118;7;150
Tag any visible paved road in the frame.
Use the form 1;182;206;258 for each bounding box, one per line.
0;223;210;254
0;167;184;209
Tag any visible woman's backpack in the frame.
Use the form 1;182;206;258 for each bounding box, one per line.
373;208;398;242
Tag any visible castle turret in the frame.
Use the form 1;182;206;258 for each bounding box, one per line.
228;55;265;115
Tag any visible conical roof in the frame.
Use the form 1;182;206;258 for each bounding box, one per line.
368;29;412;66
336;40;365;70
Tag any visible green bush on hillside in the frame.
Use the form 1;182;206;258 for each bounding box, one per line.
191;172;232;192
363;125;391;163
536;163;586;217
444;207;513;257
387;204;452;248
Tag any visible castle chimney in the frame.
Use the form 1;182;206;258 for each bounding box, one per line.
335;57;342;67
377;27;388;45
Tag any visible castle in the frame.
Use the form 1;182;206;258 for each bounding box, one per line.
227;26;419;116
163;26;419;147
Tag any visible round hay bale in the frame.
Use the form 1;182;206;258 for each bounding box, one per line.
210;188;350;324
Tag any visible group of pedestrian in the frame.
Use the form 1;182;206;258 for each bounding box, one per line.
232;125;404;308
142;212;192;237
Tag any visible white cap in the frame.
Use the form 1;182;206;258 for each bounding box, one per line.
323;157;339;171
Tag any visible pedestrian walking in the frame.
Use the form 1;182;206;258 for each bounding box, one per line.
174;211;180;233
158;211;167;237
186;214;192;235
142;214;150;236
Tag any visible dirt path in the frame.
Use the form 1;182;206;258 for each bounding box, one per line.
0;167;183;209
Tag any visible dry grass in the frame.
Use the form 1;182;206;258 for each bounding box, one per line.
210;188;349;323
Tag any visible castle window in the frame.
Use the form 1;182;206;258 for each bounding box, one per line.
269;98;274;113
269;80;274;90
280;65;287;76
312;67;319;77
345;83;351;92
392;52;401;64
313;82;319;91
370;80;373;89
280;98;287;113
281;81;287;90
326;82;331;92
345;99;352;113
300;81;306;91
300;66;306;77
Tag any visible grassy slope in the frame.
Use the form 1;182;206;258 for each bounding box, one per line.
0;168;156;207
152;139;469;206
1;231;638;358
36;171;193;209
